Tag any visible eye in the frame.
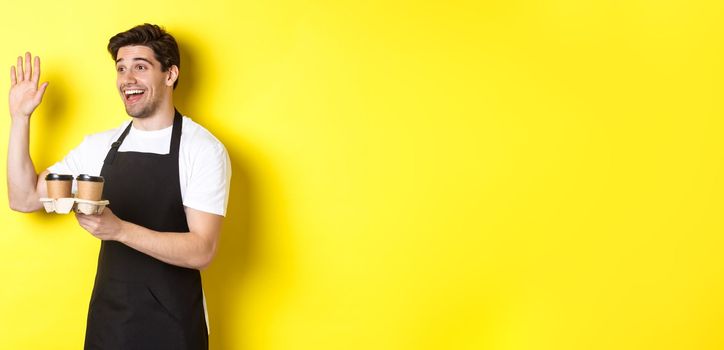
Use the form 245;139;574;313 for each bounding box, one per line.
116;66;126;72
135;65;147;71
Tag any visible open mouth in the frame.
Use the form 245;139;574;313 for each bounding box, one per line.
124;89;145;104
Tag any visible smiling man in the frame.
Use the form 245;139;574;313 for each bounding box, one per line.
6;24;231;349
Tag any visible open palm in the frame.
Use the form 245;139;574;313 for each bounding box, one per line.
9;52;48;118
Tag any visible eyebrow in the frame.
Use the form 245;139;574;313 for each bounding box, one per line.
115;57;155;66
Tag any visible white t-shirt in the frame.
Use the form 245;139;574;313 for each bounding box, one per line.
48;116;231;217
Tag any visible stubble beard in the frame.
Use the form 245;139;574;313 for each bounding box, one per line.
125;97;161;119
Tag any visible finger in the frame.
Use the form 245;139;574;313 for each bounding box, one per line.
31;56;40;83
75;212;89;223
24;52;31;81
34;82;49;104
16;56;23;81
10;66;16;86
76;217;95;231
77;213;98;226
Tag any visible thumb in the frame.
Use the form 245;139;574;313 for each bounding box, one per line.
34;81;49;103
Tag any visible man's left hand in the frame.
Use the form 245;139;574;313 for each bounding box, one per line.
75;208;125;241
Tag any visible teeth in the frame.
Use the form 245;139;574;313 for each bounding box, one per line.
125;89;144;95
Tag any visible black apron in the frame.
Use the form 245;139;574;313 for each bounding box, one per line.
84;111;208;350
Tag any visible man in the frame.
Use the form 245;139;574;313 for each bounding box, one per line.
7;24;230;349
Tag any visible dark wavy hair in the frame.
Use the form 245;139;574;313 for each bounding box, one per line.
108;23;180;89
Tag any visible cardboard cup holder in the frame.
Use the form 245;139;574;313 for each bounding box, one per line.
42;174;107;214
75;199;110;215
39;198;110;215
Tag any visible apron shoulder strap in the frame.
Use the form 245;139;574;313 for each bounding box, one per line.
170;109;183;158
103;121;133;166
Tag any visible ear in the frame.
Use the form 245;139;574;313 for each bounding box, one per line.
166;65;179;87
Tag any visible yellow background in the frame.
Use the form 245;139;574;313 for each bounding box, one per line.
1;0;724;349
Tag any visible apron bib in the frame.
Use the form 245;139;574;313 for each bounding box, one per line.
84;111;208;350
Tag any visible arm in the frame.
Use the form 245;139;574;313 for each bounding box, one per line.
75;207;222;270
7;52;49;212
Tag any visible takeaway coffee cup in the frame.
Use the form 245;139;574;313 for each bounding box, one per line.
45;173;73;199
76;174;104;201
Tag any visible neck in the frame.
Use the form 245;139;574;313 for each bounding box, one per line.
131;99;176;131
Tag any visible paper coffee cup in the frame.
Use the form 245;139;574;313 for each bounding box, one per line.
76;174;105;201
45;173;73;199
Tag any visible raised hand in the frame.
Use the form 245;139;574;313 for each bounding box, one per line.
9;52;49;119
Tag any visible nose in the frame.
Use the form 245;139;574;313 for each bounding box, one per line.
119;70;137;86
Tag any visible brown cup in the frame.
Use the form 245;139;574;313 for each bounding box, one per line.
45;173;73;199
76;174;104;201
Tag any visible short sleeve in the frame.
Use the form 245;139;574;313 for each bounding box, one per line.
183;142;231;216
46;127;117;193
48;138;85;176
47;137;91;193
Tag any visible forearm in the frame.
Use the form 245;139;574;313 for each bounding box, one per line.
117;220;217;270
77;208;222;269
7;117;42;212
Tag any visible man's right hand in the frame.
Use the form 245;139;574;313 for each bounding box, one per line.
9;52;48;119
7;52;49;212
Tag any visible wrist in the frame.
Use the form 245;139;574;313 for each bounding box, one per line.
116;220;130;243
10;114;31;124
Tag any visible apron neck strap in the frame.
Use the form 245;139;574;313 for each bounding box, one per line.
103;109;184;166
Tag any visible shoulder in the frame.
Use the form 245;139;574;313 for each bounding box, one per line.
78;120;132;149
180;116;227;155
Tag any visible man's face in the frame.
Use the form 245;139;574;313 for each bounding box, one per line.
115;45;174;119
